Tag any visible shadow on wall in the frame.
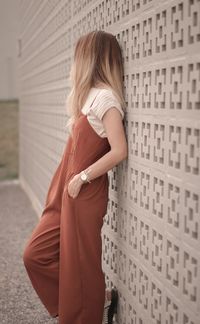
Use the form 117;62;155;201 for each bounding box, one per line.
0;99;19;181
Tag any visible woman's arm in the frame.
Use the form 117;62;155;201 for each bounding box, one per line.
78;107;128;182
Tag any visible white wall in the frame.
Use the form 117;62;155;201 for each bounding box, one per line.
19;1;200;323
0;0;20;99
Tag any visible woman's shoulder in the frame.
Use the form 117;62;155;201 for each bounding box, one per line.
91;87;124;120
95;87;117;100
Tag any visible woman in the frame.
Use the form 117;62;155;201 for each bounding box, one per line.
23;30;128;324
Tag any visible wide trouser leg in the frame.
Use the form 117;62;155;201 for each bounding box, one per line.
23;210;60;317
22;155;67;317
58;193;107;324
75;198;107;324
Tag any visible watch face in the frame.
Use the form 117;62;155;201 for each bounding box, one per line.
81;174;87;180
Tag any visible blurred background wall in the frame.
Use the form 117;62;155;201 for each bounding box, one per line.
0;0;19;99
18;1;200;324
0;0;19;181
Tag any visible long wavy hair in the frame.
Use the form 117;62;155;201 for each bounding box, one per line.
65;30;126;135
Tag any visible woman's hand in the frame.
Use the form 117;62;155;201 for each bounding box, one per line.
67;173;83;198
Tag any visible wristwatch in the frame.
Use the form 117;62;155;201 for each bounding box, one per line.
80;170;91;183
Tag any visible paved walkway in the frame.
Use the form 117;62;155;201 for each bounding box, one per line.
0;180;57;324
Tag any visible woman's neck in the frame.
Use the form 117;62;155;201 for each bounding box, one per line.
94;82;111;90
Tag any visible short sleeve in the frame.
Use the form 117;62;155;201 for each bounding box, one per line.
90;89;124;121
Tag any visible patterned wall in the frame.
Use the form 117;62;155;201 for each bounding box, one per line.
19;1;200;323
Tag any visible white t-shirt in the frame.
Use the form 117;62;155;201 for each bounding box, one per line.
81;87;124;138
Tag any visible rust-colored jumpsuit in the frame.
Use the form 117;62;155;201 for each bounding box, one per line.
23;111;111;324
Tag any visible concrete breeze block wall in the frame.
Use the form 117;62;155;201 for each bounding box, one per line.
18;1;200;323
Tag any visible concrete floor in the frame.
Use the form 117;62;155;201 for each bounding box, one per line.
0;180;57;324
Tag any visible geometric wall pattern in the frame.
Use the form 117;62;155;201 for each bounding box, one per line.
18;0;200;323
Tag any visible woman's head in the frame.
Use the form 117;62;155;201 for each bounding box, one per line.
66;30;126;134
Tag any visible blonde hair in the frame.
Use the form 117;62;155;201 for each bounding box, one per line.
65;30;126;135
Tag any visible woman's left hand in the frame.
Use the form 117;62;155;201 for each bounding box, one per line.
67;173;83;198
